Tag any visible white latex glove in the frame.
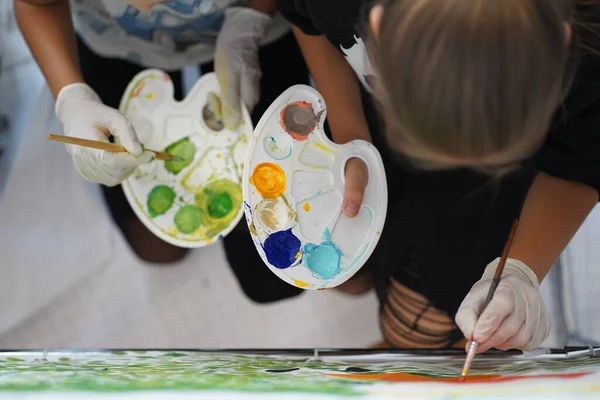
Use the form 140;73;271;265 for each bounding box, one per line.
455;258;550;353
56;83;152;187
214;7;271;129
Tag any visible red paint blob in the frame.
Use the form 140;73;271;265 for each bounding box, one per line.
326;371;592;384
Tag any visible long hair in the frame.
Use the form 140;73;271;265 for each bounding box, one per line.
366;0;589;173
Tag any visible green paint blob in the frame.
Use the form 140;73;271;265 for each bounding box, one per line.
174;205;203;234
164;137;196;174
194;179;242;237
206;190;233;219
147;185;176;218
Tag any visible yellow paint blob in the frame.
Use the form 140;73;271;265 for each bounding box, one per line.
250;163;286;199
293;279;308;288
145;92;154;100
303;202;311;212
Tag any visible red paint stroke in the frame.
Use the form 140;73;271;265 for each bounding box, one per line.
163;73;170;81
326;371;592;384
133;82;146;97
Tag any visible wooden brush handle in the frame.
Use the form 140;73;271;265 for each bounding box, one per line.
47;134;126;152
47;134;174;161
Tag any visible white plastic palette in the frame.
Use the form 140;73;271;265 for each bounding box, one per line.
119;70;252;248
243;85;388;289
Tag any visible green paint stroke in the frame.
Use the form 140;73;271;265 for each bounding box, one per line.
147;185;176;218
164;137;196;174
174;205;203;234
0;352;363;395
195;179;242;237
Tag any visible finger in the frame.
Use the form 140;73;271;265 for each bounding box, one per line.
455;307;480;342
343;158;368;218
517;302;550;351
472;291;515;344
102;150;153;170
455;281;489;339
221;95;241;130
108;117;143;156
215;53;242;130
476;316;524;353
494;324;533;352
239;65;261;113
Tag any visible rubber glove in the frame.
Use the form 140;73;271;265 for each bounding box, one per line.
215;7;271;129
55;83;152;187
455;258;551;353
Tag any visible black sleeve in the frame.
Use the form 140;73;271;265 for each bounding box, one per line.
276;0;322;35
538;100;600;196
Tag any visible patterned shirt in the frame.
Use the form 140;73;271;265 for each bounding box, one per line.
71;0;290;70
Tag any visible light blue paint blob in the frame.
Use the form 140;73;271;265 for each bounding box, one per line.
304;228;342;280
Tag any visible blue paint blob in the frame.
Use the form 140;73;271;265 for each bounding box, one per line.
304;229;342;280
263;229;302;269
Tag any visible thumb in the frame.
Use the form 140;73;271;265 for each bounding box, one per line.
239;64;261;114
221;93;242;130
108;117;143;156
455;306;479;342
472;295;513;344
215;53;242;130
343;158;368;218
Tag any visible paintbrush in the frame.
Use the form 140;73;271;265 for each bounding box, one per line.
47;134;183;162
459;219;519;382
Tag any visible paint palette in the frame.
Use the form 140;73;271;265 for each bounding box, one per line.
119;70;252;248
243;85;387;289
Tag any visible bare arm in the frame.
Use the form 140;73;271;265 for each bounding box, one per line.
247;0;277;16
510;172;598;281
291;25;371;144
14;0;83;98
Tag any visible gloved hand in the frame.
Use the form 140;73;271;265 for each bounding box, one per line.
455;258;550;353
55;83;152;187
215;7;271;129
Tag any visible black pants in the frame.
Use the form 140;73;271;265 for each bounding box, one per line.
77;33;310;303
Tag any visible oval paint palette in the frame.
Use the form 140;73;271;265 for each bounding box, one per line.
119;70;252;248
243;85;388;289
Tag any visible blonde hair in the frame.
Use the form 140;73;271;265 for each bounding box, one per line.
367;0;580;172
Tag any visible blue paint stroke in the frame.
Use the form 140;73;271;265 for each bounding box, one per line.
304;228;342;280
263;229;302;269
339;206;374;272
243;201;252;215
263;136;292;160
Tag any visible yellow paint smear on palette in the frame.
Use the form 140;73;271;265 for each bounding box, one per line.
250;163;286;199
303;202;311;211
293;279;308;288
314;142;335;153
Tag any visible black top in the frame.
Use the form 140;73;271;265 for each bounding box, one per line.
277;0;600;194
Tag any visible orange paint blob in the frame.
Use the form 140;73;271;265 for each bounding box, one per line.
303;203;311;212
250;163;286;199
326;371;591;384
